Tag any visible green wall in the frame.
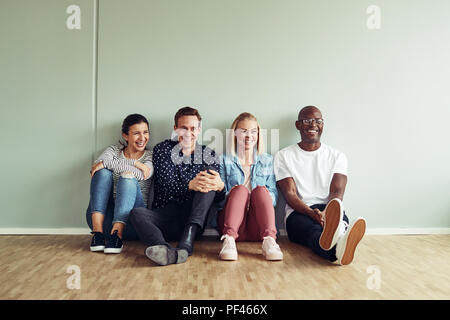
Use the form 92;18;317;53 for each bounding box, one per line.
0;0;94;228
1;0;449;229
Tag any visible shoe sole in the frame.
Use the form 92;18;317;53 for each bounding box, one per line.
104;246;123;254
339;218;366;265
90;245;105;252
319;199;343;251
145;245;188;266
219;252;238;261
177;246;193;256
262;251;283;261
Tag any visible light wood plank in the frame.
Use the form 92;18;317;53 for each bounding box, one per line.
0;235;449;300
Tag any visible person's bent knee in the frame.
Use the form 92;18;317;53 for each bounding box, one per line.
93;168;112;178
192;189;216;201
251;186;272;201
128;207;140;223
252;185;268;193
120;172;136;179
230;184;250;194
129;207;150;220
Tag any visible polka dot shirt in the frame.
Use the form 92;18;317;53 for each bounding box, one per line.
152;139;221;209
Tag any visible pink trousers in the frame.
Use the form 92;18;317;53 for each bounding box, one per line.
217;185;277;241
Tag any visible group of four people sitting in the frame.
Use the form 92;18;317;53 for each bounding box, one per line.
86;106;366;266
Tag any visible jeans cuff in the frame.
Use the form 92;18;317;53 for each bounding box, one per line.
89;210;106;216
112;220;127;226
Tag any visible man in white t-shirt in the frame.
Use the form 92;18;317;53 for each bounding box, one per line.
274;106;366;265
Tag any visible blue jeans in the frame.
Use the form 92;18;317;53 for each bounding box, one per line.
86;169;144;240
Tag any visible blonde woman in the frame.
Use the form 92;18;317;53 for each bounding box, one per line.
218;112;283;261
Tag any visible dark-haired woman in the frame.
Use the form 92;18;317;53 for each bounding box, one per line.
86;114;153;254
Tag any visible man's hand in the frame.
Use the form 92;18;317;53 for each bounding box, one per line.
135;161;151;179
188;175;209;192
90;161;104;177
202;170;224;191
312;208;325;227
189;169;224;193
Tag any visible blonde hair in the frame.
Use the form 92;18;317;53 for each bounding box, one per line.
228;112;264;156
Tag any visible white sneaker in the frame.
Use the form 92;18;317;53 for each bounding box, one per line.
262;236;283;261
219;235;238;261
335;217;366;265
319;198;345;251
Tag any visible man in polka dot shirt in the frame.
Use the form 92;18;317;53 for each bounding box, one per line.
130;107;225;266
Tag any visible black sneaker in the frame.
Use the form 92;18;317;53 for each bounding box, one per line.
90;231;105;252
104;230;123;254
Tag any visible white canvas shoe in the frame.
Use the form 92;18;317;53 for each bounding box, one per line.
335;217;366;265
319;198;345;251
262;237;283;261
219;235;238;261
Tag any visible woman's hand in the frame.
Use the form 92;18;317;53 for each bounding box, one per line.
90;161;104;177
135;161;151;179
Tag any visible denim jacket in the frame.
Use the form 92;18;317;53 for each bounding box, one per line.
219;152;278;207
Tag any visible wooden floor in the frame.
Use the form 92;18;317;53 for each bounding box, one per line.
0;235;449;300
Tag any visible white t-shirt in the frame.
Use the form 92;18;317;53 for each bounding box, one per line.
273;143;348;221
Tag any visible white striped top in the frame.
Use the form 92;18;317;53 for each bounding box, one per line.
94;144;153;207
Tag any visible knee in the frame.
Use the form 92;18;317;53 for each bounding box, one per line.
252;185;268;193
192;189;216;201
120;172;136;180
226;185;250;205
118;173;138;187
251;186;271;201
230;184;249;195
129;207;144;222
93;168;112;179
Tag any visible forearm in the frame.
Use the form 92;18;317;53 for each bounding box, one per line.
135;161;154;180
143;161;154;178
166;180;190;196
103;160;145;180
158;171;190;196
102;158;136;171
328;191;344;202
328;173;347;203
153;147;191;195
285;193;315;218
95;146;132;167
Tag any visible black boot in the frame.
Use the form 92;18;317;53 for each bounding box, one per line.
177;224;199;256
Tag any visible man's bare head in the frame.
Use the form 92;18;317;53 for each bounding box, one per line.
298;106;322;121
295;106;324;146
